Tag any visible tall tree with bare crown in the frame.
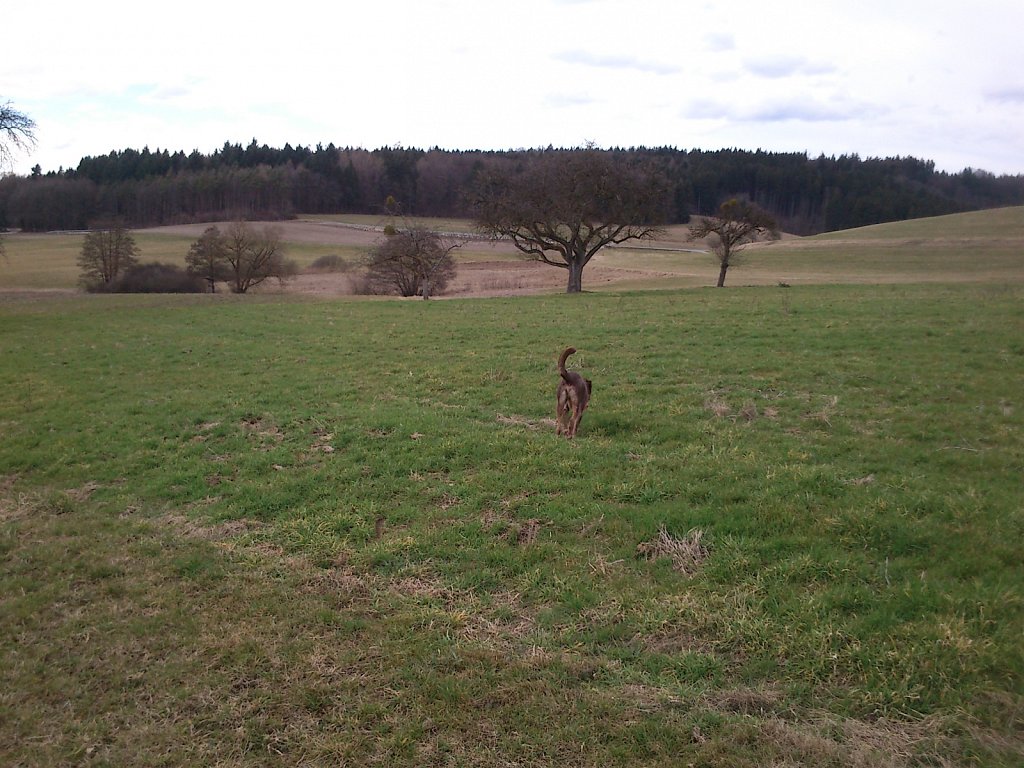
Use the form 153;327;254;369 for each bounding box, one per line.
470;148;668;293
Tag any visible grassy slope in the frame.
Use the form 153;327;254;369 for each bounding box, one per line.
811;205;1024;240
1;283;1022;766
598;206;1024;290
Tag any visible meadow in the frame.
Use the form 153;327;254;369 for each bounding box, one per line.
3;206;1023;294
1;209;1022;766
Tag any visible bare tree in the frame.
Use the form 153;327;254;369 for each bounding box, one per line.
221;221;296;293
470;148;668;293
77;221;140;290
185;226;231;292
687;198;779;287
363;225;460;298
359;197;462;298
1;100;36;171
0;101;36;259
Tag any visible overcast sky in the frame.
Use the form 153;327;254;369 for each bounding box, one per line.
3;0;1023;176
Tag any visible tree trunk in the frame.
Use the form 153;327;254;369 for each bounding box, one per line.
566;260;584;293
717;262;729;287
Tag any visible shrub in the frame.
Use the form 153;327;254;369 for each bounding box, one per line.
362;228;458;298
310;254;349;272
106;262;206;293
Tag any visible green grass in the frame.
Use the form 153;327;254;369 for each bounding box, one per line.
1;283;1022;765
598;206;1024;288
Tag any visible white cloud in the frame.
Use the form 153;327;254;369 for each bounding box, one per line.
2;0;1023;175
554;50;682;76
987;87;1024;105
742;55;836;80
704;33;736;53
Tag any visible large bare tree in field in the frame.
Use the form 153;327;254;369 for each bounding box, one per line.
0;100;36;171
688;198;779;287
222;221;296;293
470;149;668;293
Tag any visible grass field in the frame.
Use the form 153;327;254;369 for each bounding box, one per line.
1;209;1023;765
3;205;1023;293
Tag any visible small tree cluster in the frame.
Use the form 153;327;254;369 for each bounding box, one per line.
78;222;205;293
185;221;296;293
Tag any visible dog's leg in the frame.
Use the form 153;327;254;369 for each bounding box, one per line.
556;388;569;435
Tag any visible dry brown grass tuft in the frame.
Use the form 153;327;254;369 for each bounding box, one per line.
739;402;759;421
808;394;840;426
704;394;733;418
0;490;35;523
636;526;709;575
740;712;957;768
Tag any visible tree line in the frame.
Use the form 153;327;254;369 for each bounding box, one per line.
2;140;1022;235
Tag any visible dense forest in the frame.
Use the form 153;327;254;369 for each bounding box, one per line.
1;141;1022;235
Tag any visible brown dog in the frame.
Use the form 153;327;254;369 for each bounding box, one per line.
556;347;592;438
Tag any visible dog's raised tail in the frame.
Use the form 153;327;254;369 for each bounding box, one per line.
558;347;577;381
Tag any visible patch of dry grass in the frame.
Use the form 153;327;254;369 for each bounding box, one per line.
636;526;709;575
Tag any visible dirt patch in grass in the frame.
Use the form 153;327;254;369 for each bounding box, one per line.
704;686;786;716
160;512;262;541
513;518;541;546
64;481;102;502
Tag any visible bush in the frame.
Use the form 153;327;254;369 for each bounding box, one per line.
350;270;386;295
309;254;349;272
361;228;458;297
105;262;206;293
